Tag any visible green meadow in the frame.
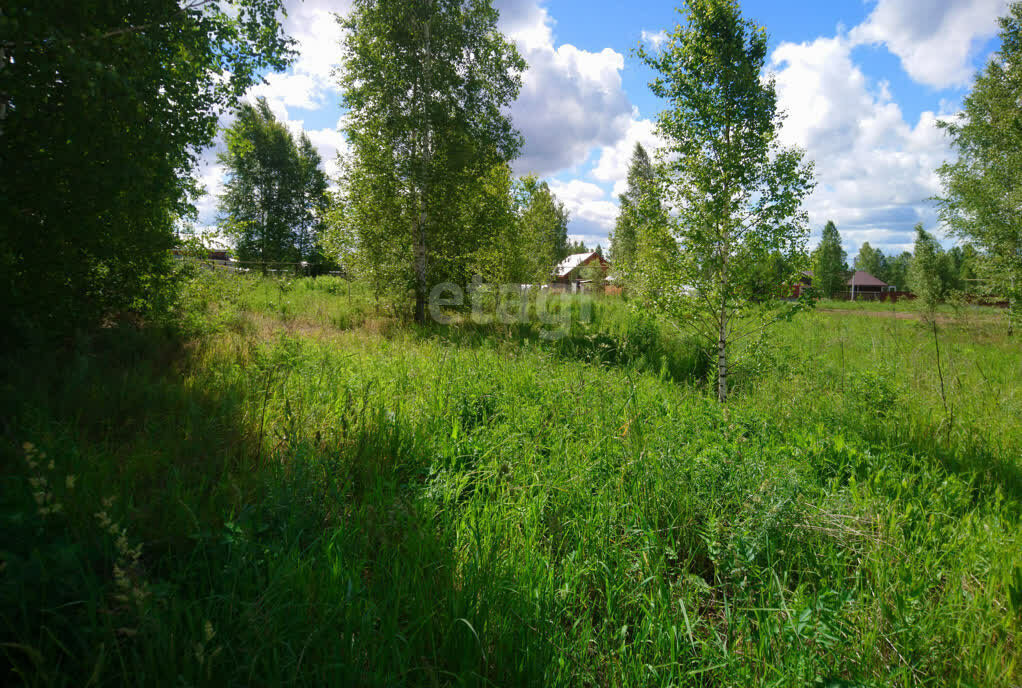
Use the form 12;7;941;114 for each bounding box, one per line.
2;273;1020;686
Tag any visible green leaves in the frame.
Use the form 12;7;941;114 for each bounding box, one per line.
936;2;1022;332
610;143;660;283
336;0;525;319
635;0;815;401
0;0;294;341
910;224;945;318
814;221;847;299
218;98;330;268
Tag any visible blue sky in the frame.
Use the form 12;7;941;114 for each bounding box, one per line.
196;0;1010;259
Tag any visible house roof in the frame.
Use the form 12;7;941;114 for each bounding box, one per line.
847;270;887;287
554;251;600;278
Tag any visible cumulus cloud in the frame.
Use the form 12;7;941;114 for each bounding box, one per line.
193;151;225;228
548;179;619;246
590;115;662;197
243;0;348;116
305;118;350;180
494;0;633;176
771;35;953;253
850;0;1009;89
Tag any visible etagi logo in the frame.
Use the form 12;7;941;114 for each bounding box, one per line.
428;276;593;340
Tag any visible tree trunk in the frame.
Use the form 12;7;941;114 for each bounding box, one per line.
1009;276;1015;337
414;211;427;323
413;12;433;325
717;309;728;403
0;47;7;136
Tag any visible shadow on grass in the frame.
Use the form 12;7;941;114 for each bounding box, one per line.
0;325;558;686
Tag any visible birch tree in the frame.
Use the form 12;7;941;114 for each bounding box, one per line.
218;98;329;267
338;0;525;322
937;2;1022;335
637;0;814;402
910;224;945;320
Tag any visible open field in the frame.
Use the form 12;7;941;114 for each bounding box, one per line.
2;273;1021;686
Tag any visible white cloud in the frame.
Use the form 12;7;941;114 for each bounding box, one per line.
548;179;619;243
850;0;1008;89
771;35;954;254
242;0;349;117
494;0;634;176
305;118;350;180
247;72;326;111
590;115;662;197
641;29;668;49
494;0;555;53
193;155;225;227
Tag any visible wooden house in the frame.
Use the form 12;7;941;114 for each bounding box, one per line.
552;252;610;292
847;271;889;299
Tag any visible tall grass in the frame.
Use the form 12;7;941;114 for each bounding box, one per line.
2;272;1019;686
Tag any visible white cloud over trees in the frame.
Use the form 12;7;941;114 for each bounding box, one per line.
194;0;1008;256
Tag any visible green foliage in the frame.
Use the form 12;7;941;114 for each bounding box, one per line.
564;239;591;256
742;250;802;301
609;143;661;282
0;0;294;343
336;0;526;321
636;0;815;402
910;224;946;318
517;176;571;281
937;2;1022;333
218;98;330;268
853;241;883;279
879;250;913;292
465;164;526;284
814;221;848;298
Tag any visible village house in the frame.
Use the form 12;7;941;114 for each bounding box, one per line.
791;270;892;300
847;270;889;299
552;251;610;292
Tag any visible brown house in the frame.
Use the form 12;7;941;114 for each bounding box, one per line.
552;251;610;291
847;271;888;299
